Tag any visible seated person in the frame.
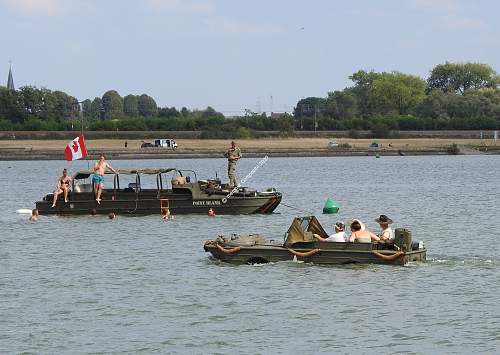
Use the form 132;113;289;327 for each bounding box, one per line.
127;182;140;192
348;220;380;243
352;218;365;231
314;221;346;242
375;214;394;241
52;168;72;207
171;176;186;185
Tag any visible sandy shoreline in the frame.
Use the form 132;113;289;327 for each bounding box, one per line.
0;138;498;160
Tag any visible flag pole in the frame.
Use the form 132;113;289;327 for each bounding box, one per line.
76;100;90;170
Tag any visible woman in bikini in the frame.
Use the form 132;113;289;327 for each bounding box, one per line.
52;168;72;207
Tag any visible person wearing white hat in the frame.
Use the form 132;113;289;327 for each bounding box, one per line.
348;220;379;243
352;218;366;231
314;221;346;242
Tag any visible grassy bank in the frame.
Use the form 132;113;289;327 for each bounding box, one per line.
0;137;499;160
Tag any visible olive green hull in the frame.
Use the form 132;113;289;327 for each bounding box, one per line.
204;242;426;266
36;190;282;215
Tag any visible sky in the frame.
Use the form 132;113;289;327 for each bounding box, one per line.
1;0;500;115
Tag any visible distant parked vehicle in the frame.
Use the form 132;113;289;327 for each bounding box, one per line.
140;139;178;149
154;139;178;149
328;141;339;149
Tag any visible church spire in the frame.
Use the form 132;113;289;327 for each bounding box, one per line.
7;61;15;90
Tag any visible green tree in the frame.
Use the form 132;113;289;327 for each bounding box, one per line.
326;90;358;119
53;91;78;120
90;97;103;119
415;89;447;119
123;95;139;117
294;97;327;118
369;72;427;115
275;115;294;135
158;106;180;118
0;86;24;122
202;106;222;119
348;70;381;116
428;62;500;94
102;90;123;119
37;88;57;121
19;86;44;118
138;94;157;117
81;99;92;119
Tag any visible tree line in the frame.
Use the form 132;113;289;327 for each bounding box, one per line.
1;61;500;136
295;62;500;132
0;87;293;137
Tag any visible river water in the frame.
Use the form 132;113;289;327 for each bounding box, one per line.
1;156;499;354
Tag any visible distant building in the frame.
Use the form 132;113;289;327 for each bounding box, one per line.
270;112;286;119
7;65;14;90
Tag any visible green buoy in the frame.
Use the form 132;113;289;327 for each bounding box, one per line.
323;198;339;214
376;154;380;158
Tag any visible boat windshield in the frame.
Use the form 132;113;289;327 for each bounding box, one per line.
284;216;329;247
71;168;178;192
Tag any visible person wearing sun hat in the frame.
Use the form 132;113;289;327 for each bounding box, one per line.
375;214;394;241
348;220;379;243
352;218;365;231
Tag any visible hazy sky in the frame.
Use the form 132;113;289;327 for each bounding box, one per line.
1;0;500;115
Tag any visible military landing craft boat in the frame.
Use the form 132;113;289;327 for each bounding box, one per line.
36;168;281;215
204;216;426;266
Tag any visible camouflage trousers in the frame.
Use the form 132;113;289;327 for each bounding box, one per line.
228;163;237;187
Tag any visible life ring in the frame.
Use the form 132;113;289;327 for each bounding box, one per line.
216;243;241;255
287;248;321;258
372;251;404;261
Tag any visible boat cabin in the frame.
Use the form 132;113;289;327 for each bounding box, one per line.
71;168;197;196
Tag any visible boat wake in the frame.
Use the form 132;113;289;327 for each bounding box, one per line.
427;255;497;267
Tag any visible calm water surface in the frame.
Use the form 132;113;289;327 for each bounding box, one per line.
1;156;499;354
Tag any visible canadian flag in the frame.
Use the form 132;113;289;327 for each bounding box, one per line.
64;134;88;161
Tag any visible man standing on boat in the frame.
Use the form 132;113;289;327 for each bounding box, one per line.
224;141;241;188
93;154;118;204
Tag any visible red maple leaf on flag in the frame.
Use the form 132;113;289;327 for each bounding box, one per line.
64;134;87;161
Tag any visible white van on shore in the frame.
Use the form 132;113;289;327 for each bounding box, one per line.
154;139;178;149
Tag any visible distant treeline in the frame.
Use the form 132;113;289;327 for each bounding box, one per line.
0;87;294;138
1;62;500;137
295;62;500;134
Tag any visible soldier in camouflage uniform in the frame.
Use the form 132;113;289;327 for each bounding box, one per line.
224;141;242;188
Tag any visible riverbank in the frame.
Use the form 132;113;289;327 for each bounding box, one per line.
1;138;498;160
